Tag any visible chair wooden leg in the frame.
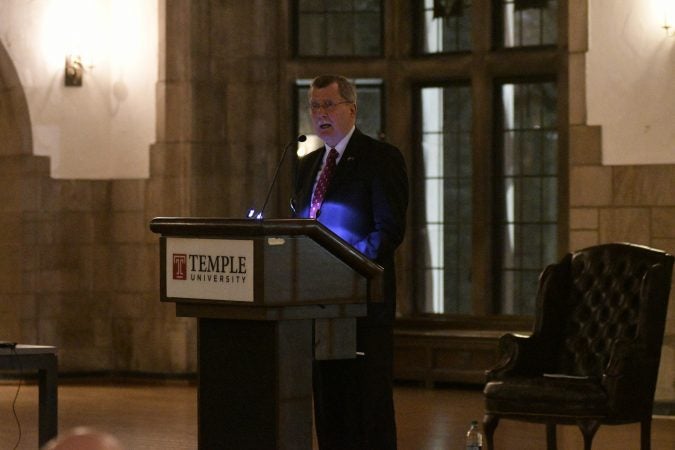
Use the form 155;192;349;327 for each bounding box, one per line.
483;414;499;450
641;417;651;450
546;423;557;450
577;420;600;450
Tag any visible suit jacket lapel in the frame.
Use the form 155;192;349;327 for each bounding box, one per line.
326;129;363;194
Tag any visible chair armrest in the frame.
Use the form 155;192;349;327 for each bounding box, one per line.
486;333;550;380
603;338;656;415
486;257;571;382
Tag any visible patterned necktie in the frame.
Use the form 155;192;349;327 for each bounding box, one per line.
310;148;339;219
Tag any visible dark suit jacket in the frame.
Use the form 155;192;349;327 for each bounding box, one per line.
291;129;408;324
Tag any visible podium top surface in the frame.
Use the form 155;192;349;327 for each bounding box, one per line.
149;217;383;278
151;217;335;237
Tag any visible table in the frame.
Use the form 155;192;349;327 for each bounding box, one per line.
0;344;58;446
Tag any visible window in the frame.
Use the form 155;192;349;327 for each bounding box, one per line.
415;80;558;316
496;80;558;314
418;85;473;313
296;0;382;56
411;1;564;316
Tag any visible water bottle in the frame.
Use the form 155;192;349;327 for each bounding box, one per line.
466;420;483;449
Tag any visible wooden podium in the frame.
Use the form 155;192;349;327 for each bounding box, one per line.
149;218;383;449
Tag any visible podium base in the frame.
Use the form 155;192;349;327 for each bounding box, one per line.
198;318;314;450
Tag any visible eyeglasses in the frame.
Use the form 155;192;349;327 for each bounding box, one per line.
309;100;352;113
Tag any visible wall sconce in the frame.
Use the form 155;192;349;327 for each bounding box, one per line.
664;5;675;37
65;54;83;87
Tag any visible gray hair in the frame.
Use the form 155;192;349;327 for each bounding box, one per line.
309;75;357;104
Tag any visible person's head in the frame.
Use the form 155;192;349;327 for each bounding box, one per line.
308;75;357;147
42;427;125;450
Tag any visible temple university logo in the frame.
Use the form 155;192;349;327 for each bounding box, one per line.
166;238;253;302
173;254;187;280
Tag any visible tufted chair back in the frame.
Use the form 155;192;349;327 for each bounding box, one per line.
554;244;667;378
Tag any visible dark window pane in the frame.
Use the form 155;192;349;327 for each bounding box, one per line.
458;134;472;176
356;0;380;10
354;13;381;55
501;0;557;48
541;6;558;43
326;0;352;12
520;224;543;269
521;178;542;221
542;177;557;221
520;132;541;175
542;132;557;175
326;13;354;55
355;84;384;138
296;1;382;56
542;224;558;262
298;14;326;55
298;0;322;12
520;9;542;46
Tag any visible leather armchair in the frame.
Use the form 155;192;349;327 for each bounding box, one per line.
483;243;674;450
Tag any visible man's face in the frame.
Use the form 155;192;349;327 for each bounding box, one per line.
309;82;356;148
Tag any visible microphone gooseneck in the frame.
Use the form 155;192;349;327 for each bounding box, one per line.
257;135;306;219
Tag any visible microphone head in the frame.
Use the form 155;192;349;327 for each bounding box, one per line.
297;135;307;142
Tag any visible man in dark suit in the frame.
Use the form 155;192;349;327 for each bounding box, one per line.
291;75;408;450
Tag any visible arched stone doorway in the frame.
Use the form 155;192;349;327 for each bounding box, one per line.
0;42;48;341
0;42;32;155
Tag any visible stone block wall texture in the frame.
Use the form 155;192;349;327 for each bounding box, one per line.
0;153;194;374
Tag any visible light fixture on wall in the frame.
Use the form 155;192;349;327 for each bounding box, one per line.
65;54;83;86
663;4;675;37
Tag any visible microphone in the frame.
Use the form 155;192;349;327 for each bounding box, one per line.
250;135;307;219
